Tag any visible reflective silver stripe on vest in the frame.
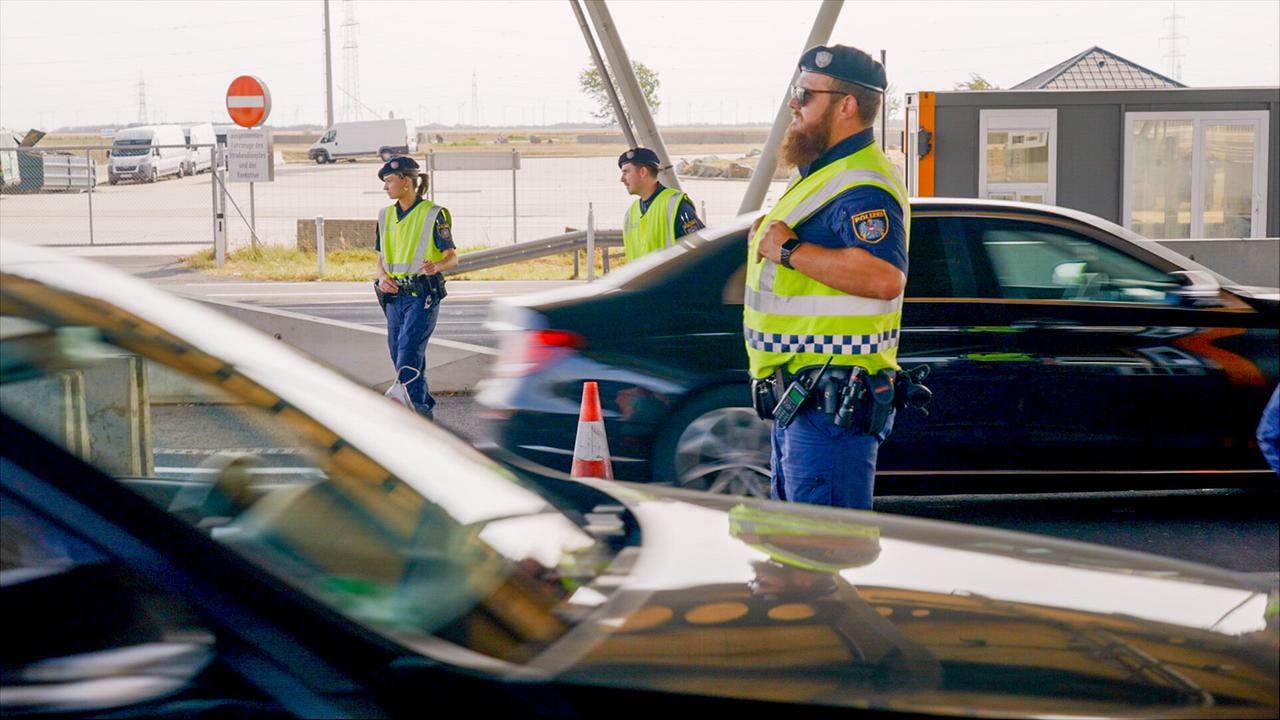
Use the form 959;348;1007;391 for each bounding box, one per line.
378;207;389;268
781;169;904;227
744;286;900;317
382;205;443;273
665;192;683;247
743;327;900;356
407;206;444;271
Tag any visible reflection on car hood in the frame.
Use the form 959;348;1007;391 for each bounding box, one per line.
555;481;1279;718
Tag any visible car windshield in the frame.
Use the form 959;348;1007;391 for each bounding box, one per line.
0;275;626;665
112;138;151;156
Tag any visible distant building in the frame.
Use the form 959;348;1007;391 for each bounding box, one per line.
903;48;1277;240
1012;46;1185;90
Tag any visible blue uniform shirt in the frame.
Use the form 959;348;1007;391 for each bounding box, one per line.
791;128;907;274
374;197;456;253
639;183;704;237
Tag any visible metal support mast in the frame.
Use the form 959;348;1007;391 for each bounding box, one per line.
738;0;843;214
582;0;680;190
568;0;637;149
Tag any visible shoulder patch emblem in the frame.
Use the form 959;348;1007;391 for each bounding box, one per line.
851;209;889;244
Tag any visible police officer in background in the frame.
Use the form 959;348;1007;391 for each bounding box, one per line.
374;156;458;420
619;147;703;261
746;45;911;510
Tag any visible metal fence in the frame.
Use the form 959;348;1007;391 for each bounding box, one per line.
0;139;790;254
0;143;217;247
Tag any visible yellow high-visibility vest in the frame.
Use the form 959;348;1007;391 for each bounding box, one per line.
378;201;445;277
623;187;689;260
744;142;910;378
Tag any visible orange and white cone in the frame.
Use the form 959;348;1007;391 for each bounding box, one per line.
570;381;614;480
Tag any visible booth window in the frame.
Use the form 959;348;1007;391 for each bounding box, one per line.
979;109;1057;205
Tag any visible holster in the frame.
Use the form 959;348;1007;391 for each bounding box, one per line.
750;377;777;420
373;281;388;310
863;369;896;436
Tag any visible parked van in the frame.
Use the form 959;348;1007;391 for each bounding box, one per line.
183;123;216;175
108;125;187;184
308;119;415;164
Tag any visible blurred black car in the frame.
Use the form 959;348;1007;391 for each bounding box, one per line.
477;199;1279;495
4;243;1277;718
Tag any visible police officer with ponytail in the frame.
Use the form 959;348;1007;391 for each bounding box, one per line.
374;156;457;420
746;46;912;510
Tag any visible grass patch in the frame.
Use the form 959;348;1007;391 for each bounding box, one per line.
183;245;627;281
184;246;378;281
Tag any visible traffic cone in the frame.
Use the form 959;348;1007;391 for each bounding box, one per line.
570;381;614;480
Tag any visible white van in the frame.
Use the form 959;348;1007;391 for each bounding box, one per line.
109;125;187;184
182;123;216;175
308;119;416;164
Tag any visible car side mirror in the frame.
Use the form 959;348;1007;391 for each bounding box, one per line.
1170;270;1223;306
1052;262;1087;286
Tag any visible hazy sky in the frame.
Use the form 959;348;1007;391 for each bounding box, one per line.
1;0;1277;131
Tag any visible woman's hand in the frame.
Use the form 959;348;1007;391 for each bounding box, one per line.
378;274;400;293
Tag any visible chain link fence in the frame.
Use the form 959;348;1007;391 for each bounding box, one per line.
2;137;792;254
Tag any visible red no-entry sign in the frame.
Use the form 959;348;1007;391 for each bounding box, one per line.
226;75;271;128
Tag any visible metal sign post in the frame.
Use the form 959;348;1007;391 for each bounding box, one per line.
586;202;595;283
213;144;227;266
85;148;95;245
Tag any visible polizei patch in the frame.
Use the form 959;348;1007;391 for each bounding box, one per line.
851;209;889;244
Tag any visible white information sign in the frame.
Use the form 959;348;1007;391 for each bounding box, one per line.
226;128;274;183
99;128;116;139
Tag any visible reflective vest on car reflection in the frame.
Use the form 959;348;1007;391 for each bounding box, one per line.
744;142;911;379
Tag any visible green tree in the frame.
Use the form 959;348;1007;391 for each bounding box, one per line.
954;73;999;90
579;61;661;124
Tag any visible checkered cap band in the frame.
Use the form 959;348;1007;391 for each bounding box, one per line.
744;327;899;355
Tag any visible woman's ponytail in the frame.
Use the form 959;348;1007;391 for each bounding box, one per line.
415;172;429;199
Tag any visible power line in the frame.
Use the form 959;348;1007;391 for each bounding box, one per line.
0;12;312;40
2;37;315;66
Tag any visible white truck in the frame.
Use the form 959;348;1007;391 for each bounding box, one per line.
308;119;416;164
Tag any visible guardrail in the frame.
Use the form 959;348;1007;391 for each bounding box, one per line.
449;227;623;275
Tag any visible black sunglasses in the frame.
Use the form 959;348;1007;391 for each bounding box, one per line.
790;84;848;107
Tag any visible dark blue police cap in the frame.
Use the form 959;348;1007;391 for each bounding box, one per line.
798;45;886;93
378;155;420;180
618;147;661;169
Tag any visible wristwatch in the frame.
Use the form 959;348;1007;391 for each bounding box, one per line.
779;237;802;270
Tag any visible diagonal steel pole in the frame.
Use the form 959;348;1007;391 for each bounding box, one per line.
738;0;843;214
569;0;636;149
583;0;680;191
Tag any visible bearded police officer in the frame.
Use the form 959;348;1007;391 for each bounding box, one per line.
619;147;703;260
374;156;458;420
746;45;910;510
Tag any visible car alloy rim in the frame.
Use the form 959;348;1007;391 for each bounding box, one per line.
673;407;772;497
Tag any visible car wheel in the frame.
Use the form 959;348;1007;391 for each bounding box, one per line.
315;152;328;165
149;168;158;183
652;385;772;497
177;164;185;179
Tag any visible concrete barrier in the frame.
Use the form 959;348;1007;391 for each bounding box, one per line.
1154;238;1279;287
191;296;497;393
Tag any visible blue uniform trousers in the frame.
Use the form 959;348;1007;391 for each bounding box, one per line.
771;406;894;510
383;290;440;413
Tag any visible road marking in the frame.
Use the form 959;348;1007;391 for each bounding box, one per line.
155;447;310;455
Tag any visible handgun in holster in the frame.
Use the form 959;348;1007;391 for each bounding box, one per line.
772;357;832;430
373;281;388;311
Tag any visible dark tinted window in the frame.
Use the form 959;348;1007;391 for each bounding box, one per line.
974;219;1180;304
906;217;975;298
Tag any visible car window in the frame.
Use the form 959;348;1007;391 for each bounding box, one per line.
904;216;980;298
0;290;617;665
975;219;1182;304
